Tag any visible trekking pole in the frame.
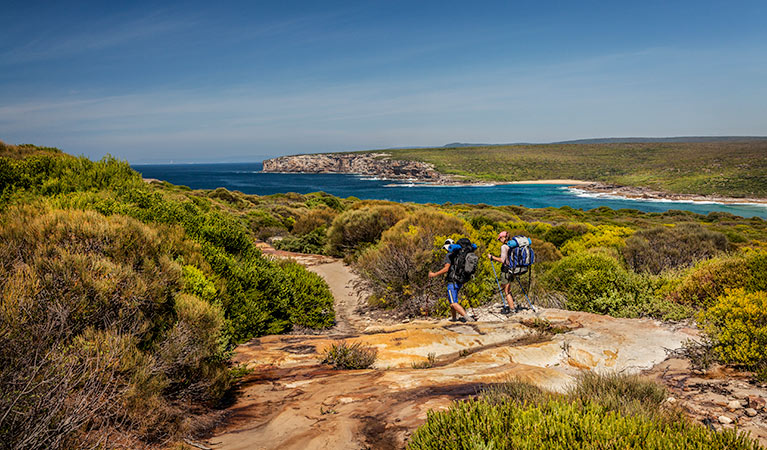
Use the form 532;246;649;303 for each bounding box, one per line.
515;275;538;312
490;261;511;313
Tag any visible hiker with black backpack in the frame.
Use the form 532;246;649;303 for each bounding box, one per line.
428;237;479;322
488;231;517;313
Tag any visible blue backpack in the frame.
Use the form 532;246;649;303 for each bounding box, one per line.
504;235;535;274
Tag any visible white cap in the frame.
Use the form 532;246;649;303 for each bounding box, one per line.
442;238;454;251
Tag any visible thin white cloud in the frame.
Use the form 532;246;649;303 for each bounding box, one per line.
2;45;765;162
0;14;196;64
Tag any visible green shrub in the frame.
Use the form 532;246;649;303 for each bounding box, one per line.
540;250;691;319
0;207;230;448
273;226;328;254
292;206;337;235
305;193;344;211
569;372;668;419
247;209;286;235
699;289;767;371
320;341;377;369
326;204;407;256
541;250;636;313
542;222;592;248
666;251;767;306
622;223;730;274
277;259;335;329
408;397;759;450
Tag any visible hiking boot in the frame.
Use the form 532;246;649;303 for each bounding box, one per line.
458;316;468;323
500;305;511;315
449;317;458;322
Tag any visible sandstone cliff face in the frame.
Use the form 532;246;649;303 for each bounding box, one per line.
262;152;448;182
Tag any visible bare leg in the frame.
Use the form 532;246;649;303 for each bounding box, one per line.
448;288;468;319
502;283;515;309
451;302;468;318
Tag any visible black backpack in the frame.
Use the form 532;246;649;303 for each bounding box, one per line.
450;238;479;283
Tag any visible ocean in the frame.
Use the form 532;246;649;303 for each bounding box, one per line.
132;162;767;219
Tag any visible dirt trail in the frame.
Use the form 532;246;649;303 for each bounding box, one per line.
306;261;366;335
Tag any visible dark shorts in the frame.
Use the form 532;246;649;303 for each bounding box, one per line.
446;282;463;304
499;271;512;285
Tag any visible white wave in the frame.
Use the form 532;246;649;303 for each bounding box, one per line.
566;188;767;208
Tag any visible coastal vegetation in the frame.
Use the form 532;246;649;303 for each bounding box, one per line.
3;140;767;447
0;142;335;448
375;140;767;198
408;375;763;449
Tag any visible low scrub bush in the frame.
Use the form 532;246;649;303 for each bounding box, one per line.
541;250;636;313
305;193;344;211
277;259;335;329
411;374;759;450
273;226;327;254
699;289;767;374
354;210;468;313
667;250;767;307
320;341;377;369
542;222;592;248
560;224;633;255
326;204;406;256
408;397;758;450
540;250;691;319
622;223;730;274
0;207;230;448
292;206;337;235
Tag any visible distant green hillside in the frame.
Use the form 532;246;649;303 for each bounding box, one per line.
376;141;767;198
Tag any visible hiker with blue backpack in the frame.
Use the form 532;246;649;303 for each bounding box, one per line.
489;231;537;314
429;237;479;322
488;231;517;313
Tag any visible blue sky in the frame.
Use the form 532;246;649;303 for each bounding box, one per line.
1;0;765;163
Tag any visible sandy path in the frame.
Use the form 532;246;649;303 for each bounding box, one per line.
307;261;366;335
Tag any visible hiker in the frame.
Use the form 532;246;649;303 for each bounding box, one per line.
428;238;477;322
488;231;517;312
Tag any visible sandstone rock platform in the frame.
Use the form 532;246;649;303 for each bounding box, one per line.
207;308;695;450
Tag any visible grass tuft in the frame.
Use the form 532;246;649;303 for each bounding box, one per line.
320;341;378;370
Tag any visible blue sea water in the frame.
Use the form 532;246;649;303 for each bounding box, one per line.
132;162;767;219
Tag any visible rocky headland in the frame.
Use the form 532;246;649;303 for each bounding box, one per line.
262;152;767;205
262;152;454;183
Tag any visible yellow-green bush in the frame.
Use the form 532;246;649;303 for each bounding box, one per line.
699;288;767;371
0;207;230;448
560;224;633;255
292;206;337;235
326;204;407;256
540;249;691;319
667;251;767;307
408;397;760;450
183;264;218;303
542;222;593;247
